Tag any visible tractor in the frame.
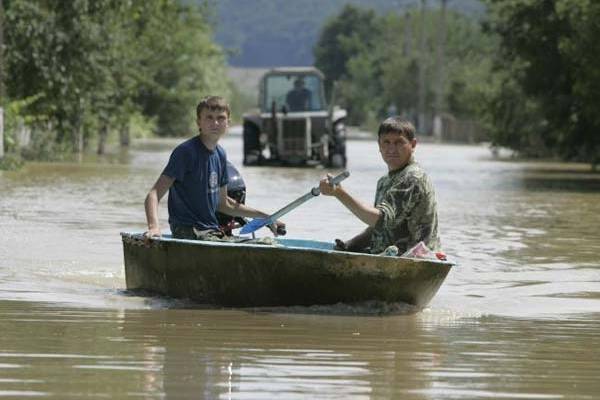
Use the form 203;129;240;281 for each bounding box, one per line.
242;67;347;168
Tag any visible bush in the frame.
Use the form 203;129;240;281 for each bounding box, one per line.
0;153;25;170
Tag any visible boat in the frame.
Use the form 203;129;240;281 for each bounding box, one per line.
121;232;454;309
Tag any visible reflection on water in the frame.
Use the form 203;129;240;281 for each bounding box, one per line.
1;302;599;399
520;163;600;192
1;134;600;398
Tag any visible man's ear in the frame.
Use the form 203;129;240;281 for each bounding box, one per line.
411;138;417;149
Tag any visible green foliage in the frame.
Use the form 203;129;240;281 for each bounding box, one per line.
227;84;256;123
479;67;549;156
314;4;494;127
440;12;498;118
133;1;231;136
128;112;157;140
6;0;112;147
484;0;600;166
0;152;25;170
19;128;72;162
338;45;385;126
2;95;47;153
3;0;231;160
314;5;381;96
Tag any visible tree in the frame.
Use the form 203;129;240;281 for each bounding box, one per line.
4;0;231;160
5;0;146;153
316;4;494;128
133;1;230;136
484;0;600;166
0;0;4;159
314;5;381;95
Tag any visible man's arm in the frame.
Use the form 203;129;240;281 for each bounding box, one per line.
319;177;381;227
144;174;175;238
217;186;269;219
218;186;285;234
336;227;373;252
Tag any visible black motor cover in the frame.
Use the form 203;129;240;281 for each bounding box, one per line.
217;161;247;234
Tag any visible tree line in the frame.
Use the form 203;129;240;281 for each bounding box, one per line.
314;1;599;168
212;0;483;67
1;0;232;164
2;0;598;169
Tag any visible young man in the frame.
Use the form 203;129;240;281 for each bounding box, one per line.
144;96;284;241
319;117;440;254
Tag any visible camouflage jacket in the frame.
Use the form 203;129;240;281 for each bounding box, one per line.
370;159;440;254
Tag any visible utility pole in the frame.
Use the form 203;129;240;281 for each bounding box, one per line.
433;0;447;141
0;0;5;159
417;0;427;134
403;11;412;57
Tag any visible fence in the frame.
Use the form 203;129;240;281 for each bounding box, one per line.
434;113;487;143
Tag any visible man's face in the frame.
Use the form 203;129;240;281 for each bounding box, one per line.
197;108;229;142
378;131;416;171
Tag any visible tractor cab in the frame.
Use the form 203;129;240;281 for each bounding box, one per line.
243;67;347;168
261;71;326;113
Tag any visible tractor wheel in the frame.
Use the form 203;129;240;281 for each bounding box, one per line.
330;153;345;168
243;123;261;165
329;122;347;168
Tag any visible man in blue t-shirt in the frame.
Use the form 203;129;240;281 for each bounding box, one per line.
143;96;285;240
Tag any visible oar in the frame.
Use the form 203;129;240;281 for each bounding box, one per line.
240;170;350;235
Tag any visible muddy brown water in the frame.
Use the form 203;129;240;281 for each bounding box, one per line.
1;133;599;399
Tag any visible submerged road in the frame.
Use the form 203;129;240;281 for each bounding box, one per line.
1;133;599;398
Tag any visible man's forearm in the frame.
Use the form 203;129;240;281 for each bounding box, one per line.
143;174;174;237
334;187;381;227
144;191;160;230
219;197;269;219
346;227;373;251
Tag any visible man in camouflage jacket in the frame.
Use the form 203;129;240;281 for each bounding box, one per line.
319;117;440;255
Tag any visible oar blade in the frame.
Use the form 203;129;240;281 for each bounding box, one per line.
239;218;268;234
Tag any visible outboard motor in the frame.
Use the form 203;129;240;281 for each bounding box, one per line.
217;161;247;235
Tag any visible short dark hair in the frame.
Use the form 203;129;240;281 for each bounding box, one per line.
196;96;231;119
377;117;416;141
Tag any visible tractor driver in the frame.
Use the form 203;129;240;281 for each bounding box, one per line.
286;77;312;111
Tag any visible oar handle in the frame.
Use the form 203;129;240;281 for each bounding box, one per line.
311;170;350;196
330;170;351;185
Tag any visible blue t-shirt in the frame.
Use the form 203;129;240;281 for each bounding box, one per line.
162;136;229;230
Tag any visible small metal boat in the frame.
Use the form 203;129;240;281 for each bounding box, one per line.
121;232;453;309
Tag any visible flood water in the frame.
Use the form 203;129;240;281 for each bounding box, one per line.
1;131;599;399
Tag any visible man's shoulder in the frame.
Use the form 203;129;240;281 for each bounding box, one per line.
404;161;428;179
215;144;227;156
173;136;199;154
376;173;389;190
404;163;436;197
386;162;431;189
163;137;199;176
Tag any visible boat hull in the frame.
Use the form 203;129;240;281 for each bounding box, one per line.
121;232;453;308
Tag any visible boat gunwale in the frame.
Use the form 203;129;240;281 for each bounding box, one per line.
120;231;455;267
